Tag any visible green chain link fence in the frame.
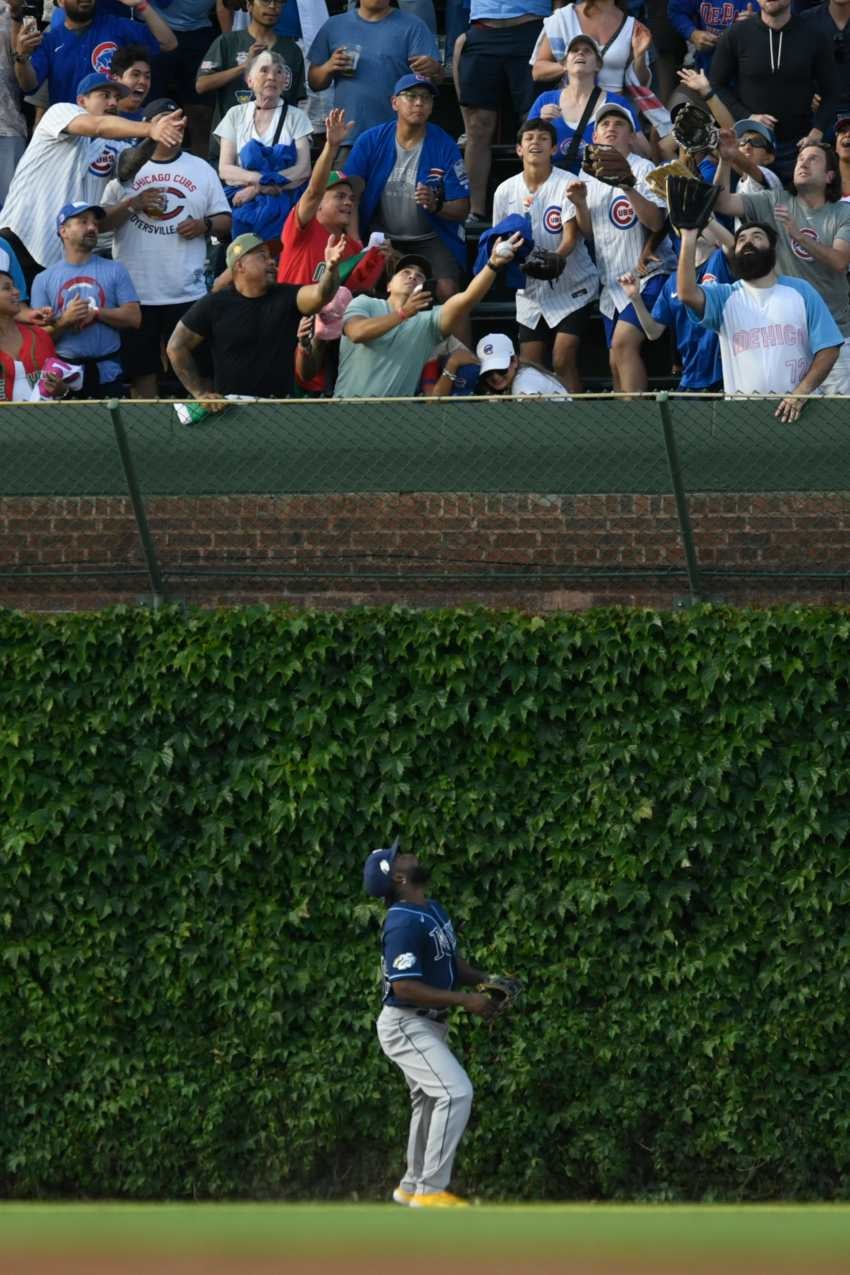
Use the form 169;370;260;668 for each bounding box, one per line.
1;393;849;602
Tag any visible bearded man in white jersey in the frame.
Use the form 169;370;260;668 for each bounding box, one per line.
491;117;598;393
677;220;842;422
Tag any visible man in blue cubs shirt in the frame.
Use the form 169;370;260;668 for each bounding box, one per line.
363;838;504;1208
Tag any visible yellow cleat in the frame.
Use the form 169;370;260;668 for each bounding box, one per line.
409;1190;470;1208
392;1187;414;1206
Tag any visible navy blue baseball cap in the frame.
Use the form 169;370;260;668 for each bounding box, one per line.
76;72;131;99
363;837;400;897
56;202;106;234
393;73;437;97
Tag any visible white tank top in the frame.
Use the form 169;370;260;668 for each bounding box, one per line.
533;5;635;93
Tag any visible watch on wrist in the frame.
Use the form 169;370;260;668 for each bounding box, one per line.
14;52;31;63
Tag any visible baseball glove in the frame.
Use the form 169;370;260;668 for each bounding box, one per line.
644;158;697;203
671;101;719;155
582;143;635;188
477;974;523;1019
520;247;566;283
666;175;720;233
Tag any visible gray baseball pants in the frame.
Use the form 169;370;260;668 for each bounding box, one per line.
377;1005;474;1195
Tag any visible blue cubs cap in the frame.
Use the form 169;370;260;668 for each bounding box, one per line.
363;837;400;898
734;117;776;151
77;72;131;99
56;202;106;234
393;73;437;97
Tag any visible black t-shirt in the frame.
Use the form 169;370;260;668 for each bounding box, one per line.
182;284;302;398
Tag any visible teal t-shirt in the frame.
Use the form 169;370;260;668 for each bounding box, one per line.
335;296;444;399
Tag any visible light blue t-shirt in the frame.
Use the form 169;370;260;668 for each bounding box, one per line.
308;9;439;141
470;0;550;17
152;0;213;30
31;255;139;386
336;295;444;398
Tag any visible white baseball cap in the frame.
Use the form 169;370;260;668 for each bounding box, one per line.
476;333;516;376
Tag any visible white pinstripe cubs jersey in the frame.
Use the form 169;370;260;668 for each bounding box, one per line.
492;170;599;329
581;153;675;320
1;104;127;271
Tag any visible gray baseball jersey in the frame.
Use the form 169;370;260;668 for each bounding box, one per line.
739;188;850;336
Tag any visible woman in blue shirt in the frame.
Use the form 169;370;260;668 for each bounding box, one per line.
526;33;650;171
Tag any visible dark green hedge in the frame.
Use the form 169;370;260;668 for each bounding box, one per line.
2;604;850;1201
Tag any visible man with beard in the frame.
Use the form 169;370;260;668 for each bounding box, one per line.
362;838;504;1208
677;221;842;420
31;202;140;397
12;0;175;108
167;230;347;401
713;133;850;392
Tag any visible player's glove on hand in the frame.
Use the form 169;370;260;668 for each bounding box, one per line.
476;974;523;1019
671;101;719;154
666;175;719;232
582;144;635;187
520;247;566;283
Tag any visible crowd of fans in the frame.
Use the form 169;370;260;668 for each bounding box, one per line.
0;0;846;408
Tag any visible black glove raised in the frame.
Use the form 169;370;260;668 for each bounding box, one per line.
672;102;719;155
666;175;720;232
520;247;567;283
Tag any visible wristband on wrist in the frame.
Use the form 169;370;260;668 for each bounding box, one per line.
439;367;457;382
485;260;503;273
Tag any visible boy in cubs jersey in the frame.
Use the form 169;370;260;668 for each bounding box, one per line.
491;117;598;392
566;103;675;393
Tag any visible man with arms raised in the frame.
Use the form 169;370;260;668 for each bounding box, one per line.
167;230;347;402
677;221;842;420
0;73;184;284
713;132;850;393
335;234;523;398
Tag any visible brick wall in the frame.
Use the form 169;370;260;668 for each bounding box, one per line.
2;491;850;612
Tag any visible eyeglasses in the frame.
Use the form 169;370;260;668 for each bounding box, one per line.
739;135;769;149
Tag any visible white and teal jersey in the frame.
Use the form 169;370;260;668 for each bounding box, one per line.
686;274;843;396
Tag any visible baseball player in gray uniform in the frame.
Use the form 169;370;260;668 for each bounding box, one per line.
363;839;498;1209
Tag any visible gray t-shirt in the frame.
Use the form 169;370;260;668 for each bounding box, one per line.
378;139;433;241
740;188;850;335
336;295;443;398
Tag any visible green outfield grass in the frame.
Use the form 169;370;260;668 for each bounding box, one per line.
1;1203;850;1263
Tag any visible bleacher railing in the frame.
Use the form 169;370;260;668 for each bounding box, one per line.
2;392;850;605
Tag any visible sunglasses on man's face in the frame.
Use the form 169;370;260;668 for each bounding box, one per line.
739;135;769;150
